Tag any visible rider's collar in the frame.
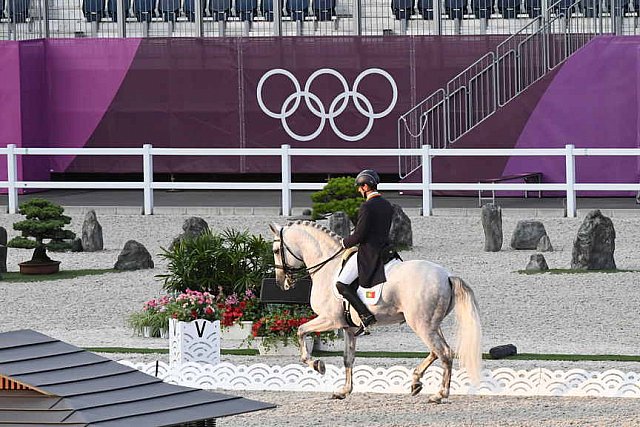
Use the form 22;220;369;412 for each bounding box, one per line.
366;191;381;200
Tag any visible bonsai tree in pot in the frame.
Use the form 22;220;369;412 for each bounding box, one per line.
7;198;75;274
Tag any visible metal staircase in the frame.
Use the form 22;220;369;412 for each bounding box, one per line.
397;0;610;179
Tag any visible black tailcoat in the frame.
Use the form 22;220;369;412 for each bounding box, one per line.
342;195;394;287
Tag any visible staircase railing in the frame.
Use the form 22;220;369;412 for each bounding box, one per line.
398;0;603;179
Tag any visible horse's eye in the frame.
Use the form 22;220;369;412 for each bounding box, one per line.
273;249;279;254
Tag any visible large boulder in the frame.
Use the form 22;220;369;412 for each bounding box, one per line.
171;217;210;248
571;210;616;270
0;226;6;273
114;240;154;271
481;204;502;252
510;220;547;250
526;253;549;271
329;211;351;238
389;204;412;249
536;235;554;252
81;210;103;252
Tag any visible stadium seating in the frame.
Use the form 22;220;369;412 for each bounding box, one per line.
525;0;542;18
312;0;335;21
497;0;521;18
82;0;106;22
417;0;433;19
445;0;466;20
133;0;155;22
287;0;309;21
209;0;232;21
472;0;493;19
159;0;181;22
392;0;415;20
105;0;121;22
7;0;30;23
236;0;258;21
261;0;275;21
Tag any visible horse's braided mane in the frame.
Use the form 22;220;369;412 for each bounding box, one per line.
286;219;341;242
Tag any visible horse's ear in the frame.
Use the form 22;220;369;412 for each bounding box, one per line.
269;223;282;235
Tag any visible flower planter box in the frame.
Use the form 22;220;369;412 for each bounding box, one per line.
169;318;220;367
314;337;344;352
223;321;253;341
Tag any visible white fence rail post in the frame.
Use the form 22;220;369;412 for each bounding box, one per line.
7;144;18;214
143;144;154;215
281;144;291;216
565;144;576;218
421;145;432;216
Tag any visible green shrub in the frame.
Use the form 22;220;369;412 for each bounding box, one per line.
311;176;363;223
157;228;274;297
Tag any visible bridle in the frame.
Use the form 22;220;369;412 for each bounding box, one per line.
274;227;345;285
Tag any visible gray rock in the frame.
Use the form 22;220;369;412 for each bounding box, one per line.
0;226;6;273
114;240;154;271
389;204;412;249
302;208;312;216
329;211;352;238
526;254;549;271
536;235;554;252
510;220;547;250
71;238;83;252
481;204;502;252
171;217;210;248
571;209;616;270
81;210;103;252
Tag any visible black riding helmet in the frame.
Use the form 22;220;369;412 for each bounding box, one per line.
355;169;380;189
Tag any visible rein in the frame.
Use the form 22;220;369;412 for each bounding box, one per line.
275;227;344;283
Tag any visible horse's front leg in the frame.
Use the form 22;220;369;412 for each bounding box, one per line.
297;316;338;375
332;327;356;399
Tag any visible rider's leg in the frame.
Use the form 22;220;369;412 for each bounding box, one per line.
335;281;377;336
336;254;377;336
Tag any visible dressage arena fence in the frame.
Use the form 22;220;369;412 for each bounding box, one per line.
4;144;640;217
118;360;640;399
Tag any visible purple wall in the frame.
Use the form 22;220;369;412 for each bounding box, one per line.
0;42;21;182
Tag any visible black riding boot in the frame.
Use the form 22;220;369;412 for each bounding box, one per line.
336;281;376;336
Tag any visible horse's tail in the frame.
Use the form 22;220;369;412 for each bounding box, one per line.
449;276;482;385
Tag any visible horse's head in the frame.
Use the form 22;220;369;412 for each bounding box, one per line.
269;222;304;291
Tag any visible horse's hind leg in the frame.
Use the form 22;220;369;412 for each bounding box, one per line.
411;326;453;403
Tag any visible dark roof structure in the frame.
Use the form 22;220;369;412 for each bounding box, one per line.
0;330;274;426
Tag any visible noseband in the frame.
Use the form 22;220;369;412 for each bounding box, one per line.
274;227;344;285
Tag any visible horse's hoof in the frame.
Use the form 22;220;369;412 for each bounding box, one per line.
331;393;346;400
428;395;442;404
410;382;423;396
313;360;326;375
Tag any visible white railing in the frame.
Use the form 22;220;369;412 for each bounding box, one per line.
2;143;640;218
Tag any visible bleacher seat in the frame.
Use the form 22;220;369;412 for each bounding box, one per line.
312;0;335;21
497;0;521;18
554;0;581;16
159;0;181;22
209;0;232;21
236;0;258;21
472;0;493;18
82;0;106;22
183;0;203;22
445;0;467;19
525;0;541;17
392;0;415;20
134;0;155;22
417;0;434;19
8;0;30;23
261;0;275;21
105;0;122;22
287;0;309;21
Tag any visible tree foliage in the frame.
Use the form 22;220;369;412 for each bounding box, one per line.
7;199;76;259
311;176;363;223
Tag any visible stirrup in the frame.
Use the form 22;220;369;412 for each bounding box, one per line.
354;314;376;337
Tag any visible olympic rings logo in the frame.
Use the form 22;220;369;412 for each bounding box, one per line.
257;68;398;142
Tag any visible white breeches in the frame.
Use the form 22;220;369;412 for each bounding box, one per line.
337;253;359;284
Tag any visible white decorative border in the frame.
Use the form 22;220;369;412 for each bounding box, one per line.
118;361;640;398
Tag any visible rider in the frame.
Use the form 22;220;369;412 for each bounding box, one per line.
336;169;394;336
